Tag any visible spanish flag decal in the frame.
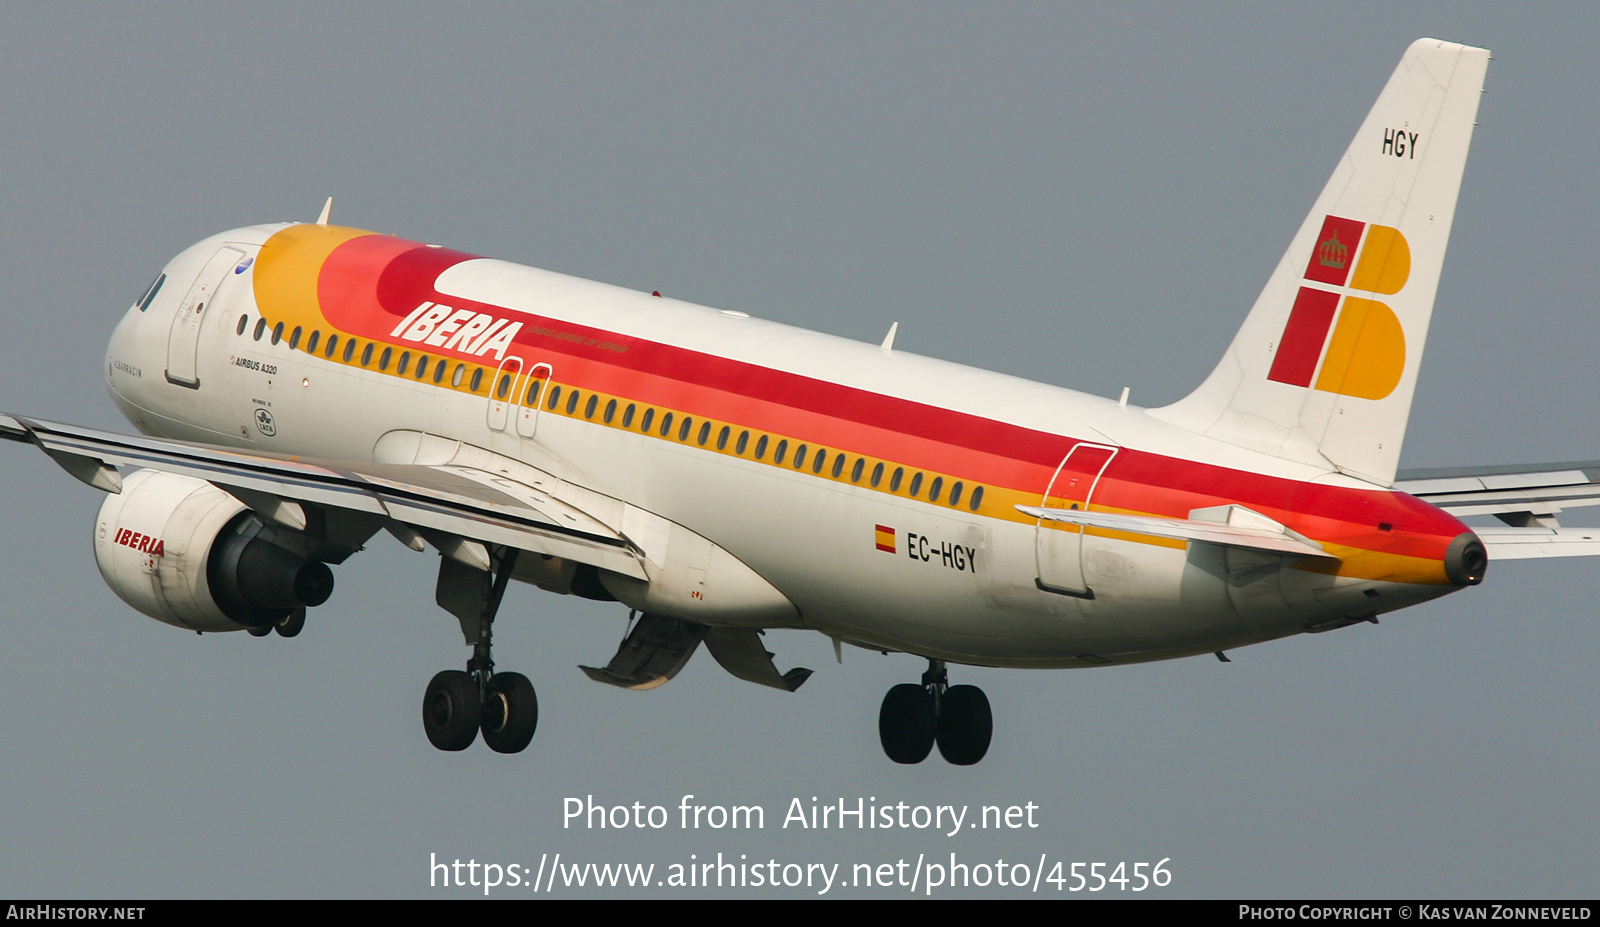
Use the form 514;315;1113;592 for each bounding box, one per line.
875;525;896;554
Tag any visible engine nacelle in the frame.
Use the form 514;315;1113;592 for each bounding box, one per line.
94;469;334;632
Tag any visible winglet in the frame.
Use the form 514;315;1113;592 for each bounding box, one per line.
315;197;333;226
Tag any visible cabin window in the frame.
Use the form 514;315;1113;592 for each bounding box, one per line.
968;486;984;511
306;331;320;354
271;322;284;345
397;351;410;376
660;412;674;436
851;458;864;483
469;368;483;392
793;444;808;469
525;379;541;405
360;343;374;366
735;430;749;455
909;473;923;497
585;395;598;419
415;356;428;379
754;435;768;459
697;421;711;445
830;454;843;478
433;360;447;384
236;315;248;336
452;364;465;387
773;439;788;465
949;482;963;507
343;339;356;362
679;417;693;442
378;347;392;371
546;385;561;409
622;404;635;427
890;468;904;492
326;335;339;358
254;318;267;341
566;391;580;415
497;372;512;400
870;462;884;487
604;399;617;423
641;408;655;432
289;326;302;350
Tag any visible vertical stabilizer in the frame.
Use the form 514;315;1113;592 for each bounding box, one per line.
1150;39;1488;486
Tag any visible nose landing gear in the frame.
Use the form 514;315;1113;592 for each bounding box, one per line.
878;659;992;766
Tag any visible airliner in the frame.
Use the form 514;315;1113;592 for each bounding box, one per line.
6;38;1597;765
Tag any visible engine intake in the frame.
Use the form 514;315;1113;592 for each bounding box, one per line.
94;469;335;631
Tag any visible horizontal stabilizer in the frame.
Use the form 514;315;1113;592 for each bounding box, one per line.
1016;504;1337;560
1476;527;1600;561
1395;461;1600;526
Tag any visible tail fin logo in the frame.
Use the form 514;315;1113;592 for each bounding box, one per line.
1316;230;1349;270
1266;215;1410;400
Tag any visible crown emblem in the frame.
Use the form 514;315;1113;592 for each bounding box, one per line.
1317;230;1348;269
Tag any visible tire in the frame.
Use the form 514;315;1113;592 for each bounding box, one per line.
481;672;538;754
273;607;305;638
246;624;272;637
878;683;936;764
423;670;480;751
936;684;992;766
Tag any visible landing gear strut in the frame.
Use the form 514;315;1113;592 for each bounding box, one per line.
422;546;538;754
878;659;992;766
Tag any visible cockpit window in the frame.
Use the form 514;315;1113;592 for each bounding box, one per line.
134;274;165;312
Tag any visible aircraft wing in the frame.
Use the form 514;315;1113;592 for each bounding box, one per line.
1395;462;1600;560
0;412;647;580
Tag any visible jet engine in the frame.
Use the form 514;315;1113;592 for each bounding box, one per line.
93;469;334;632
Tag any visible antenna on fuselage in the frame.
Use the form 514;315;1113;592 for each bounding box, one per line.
315;197;333;226
880;321;899;352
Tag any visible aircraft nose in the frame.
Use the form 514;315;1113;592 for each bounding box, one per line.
1444;532;1488;586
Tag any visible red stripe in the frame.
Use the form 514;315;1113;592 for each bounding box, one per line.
305;234;1468;559
1268;287;1339;387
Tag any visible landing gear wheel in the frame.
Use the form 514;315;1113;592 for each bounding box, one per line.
423;670;480;751
274;607;305;638
481;672;538;754
879;683;937;764
936;684;992;766
246;624;272;638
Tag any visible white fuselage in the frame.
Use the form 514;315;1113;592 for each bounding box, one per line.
101;224;1467;669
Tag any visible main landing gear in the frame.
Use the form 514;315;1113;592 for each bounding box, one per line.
878;659;992;766
423;547;539;754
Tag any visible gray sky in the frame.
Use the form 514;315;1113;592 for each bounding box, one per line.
1;3;1596;898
